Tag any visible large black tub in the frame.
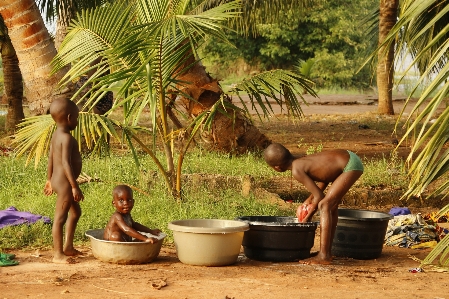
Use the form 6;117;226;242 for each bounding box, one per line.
237;216;317;262
332;209;392;260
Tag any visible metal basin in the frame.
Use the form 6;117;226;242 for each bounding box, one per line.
332;209;392;260
168;219;249;266
237;216;318;262
85;229;166;264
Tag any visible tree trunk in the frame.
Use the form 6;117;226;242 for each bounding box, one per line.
177;60;271;153
2;42;24;132
0;0;67;115
54;1;73;51
377;0;398;115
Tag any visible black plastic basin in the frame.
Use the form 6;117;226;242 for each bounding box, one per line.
237;216;318;262
331;209;392;260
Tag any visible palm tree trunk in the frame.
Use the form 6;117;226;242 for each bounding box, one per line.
54;1;73;50
377;0;398;115
2;43;24;132
0;0;66;115
177;60;271;153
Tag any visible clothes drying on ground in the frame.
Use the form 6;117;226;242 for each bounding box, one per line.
384;214;439;248
0;252;19;267
0;206;51;229
388;207;411;216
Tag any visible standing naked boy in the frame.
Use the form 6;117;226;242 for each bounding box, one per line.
44;98;84;264
104;185;161;243
264;143;363;265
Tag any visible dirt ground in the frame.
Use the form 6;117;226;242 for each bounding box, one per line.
2;95;448;299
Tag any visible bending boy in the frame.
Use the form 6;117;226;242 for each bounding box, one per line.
264;143;363;265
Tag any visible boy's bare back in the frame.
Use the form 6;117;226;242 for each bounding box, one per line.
291;149;350;184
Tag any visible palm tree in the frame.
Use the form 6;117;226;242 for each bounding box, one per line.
0;15;24;132
0;0;65;115
376;0;398;115
14;0;314;198
377;0;449;270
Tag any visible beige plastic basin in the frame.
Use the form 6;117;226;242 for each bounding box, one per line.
168;219;249;266
85;229;166;264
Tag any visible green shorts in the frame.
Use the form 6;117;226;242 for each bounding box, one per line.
343;151;364;173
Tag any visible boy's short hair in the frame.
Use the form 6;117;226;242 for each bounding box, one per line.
49;98;78;120
113;185;132;197
264;143;291;167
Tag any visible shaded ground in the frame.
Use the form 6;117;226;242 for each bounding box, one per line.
2;95;448;299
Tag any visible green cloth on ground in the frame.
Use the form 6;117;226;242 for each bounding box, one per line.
0;252;19;266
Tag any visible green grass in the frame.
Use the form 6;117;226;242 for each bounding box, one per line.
0;146;409;251
0;151;290;251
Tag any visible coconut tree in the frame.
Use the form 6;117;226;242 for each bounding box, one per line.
376;0;398;115
0;15;24;132
377;0;449;270
14;0;314;198
0;0;66;115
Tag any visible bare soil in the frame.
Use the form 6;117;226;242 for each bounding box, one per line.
2;95;448;299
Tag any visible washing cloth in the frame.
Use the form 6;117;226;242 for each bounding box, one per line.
0;252;19;267
343;151;364;172
384;214;438;248
0;206;51;229
389;207;411;216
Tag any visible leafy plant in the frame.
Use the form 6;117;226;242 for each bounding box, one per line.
13;0;315;200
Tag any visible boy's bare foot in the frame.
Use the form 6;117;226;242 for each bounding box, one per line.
63;248;83;256
52;254;77;264
299;253;333;265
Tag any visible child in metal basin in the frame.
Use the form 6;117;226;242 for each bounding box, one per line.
104;185;161;243
263;143;363;265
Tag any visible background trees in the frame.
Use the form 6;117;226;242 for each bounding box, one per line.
201;0;378;90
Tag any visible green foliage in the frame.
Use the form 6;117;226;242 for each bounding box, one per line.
14;0;316;200
201;0;378;89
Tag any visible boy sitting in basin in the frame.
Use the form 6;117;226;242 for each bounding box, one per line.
263;143;363;265
104;185;161;243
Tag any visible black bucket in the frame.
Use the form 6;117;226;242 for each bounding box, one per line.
331;209;392;260
237;216;317;262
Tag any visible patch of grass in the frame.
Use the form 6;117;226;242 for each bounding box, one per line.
360;152;408;190
0;144;410;251
0;151;287;250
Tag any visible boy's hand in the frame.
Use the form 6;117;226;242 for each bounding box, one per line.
151;229;162;236
44;180;53;196
72;187;84;202
144;237;158;244
297;203;318;222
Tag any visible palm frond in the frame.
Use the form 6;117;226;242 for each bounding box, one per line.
13;115;55;167
228;69;316;120
13;112;121;167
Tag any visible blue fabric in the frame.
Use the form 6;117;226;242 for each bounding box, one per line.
389;207;411;216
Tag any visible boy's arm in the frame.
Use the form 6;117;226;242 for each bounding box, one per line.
303;181;328;205
61;135;84;202
44;145;54;196
115;216;158;242
133;222;161;236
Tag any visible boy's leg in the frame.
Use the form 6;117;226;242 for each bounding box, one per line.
301;170;362;265
52;190;73;263
63;201;82;256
